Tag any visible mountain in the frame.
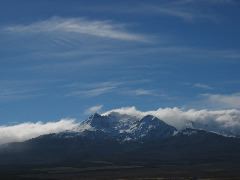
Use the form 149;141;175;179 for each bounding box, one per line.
0;113;240;168
78;113;177;141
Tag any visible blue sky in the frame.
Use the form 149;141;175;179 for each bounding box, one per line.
0;0;240;124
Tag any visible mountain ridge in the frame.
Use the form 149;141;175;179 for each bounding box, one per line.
1;113;240;167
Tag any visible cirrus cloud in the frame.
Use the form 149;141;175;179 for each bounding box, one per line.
3;17;147;42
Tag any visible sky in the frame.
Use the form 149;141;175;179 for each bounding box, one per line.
0;0;240;126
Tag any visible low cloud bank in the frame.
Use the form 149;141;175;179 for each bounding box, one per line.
0;119;79;145
1;106;240;145
104;106;240;136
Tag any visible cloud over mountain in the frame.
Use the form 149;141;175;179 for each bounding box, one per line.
85;105;103;115
104;106;240;136
1;106;240;145
0;119;79;145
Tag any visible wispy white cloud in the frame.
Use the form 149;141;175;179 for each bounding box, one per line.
124;88;160;96
193;83;213;90
0;88;39;101
3;17;147;42
103;106;240;136
85;105;103;115
147;5;215;22
66;81;121;98
65;81;163;98
172;0;236;5
77;0;235;22
0;80;45;101
0;119;79;145
130;0;235;22
67;86;115;97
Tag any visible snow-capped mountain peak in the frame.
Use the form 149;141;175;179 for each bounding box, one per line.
84;113;111;129
76;113;178;141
